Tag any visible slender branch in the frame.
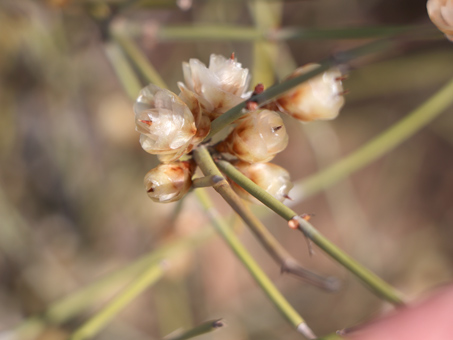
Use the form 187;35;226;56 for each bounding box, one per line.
193;148;338;291
157;25;420;42
194;187;316;339
166;319;224;340
206;39;394;139
294;78;453;200
216;160;405;306
70;263;165;340
112;31;168;89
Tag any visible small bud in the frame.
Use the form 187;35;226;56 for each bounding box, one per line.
276;64;345;122
230;161;294;204
217;110;288;163
144;161;195;203
427;0;453;41
134;84;196;161
180;54;251;120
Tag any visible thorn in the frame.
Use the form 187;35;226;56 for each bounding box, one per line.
246;101;258;111
212;319;224;328
272;125;283;133
300;213;313;221
338;89;350;96
138;119;152;126
335;75;348;82
283;194;293;200
230;52;235;60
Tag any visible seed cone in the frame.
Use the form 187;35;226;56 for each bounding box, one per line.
276;63;345;122
144;161;196;203
229;161;293;204
217;109;288;163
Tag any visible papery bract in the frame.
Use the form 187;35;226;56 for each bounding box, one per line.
144;160;195;203
229;161;294;204
134;84;197;162
276;64;345;122
179;54;251;120
427;0;453;41
217;110;288;163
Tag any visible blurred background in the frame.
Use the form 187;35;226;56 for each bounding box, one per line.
1;0;453;339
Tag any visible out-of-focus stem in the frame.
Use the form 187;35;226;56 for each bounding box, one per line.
70;263;165;340
112;32;167;89
193;148;338;291
166;319;224;340
295;77;453;200
157;25;421;42
194;187;315;339
13;228;214;340
104;42;142;100
216;160;405;306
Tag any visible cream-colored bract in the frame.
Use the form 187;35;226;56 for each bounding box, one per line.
230;161;294;204
217;109;289;163
427;0;453;41
134;84;196;160
276;64;345;122
144;161;195;203
179;54;251;120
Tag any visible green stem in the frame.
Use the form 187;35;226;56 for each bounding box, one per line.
70;263;165;340
112;32;167;89
104;41;142;100
206;39;394;139
157;25;421;42
216;160;404;306
166;319;224;340
295;78;453;199
194;188;315;339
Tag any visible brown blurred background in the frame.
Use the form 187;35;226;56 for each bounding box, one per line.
1;0;453;339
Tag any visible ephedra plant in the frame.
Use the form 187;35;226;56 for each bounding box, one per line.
7;1;453;340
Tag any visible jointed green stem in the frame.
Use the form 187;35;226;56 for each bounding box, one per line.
194;187;315;339
295;78;453;199
216;160;404;306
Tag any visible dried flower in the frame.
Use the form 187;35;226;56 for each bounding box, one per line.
216;110;288;163
276;64;345;122
179;54;251;120
144;161;195;203
229;161;293;204
427;0;453;41
134;84;197;162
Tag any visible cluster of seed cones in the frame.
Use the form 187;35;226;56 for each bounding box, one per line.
134;54;345;203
